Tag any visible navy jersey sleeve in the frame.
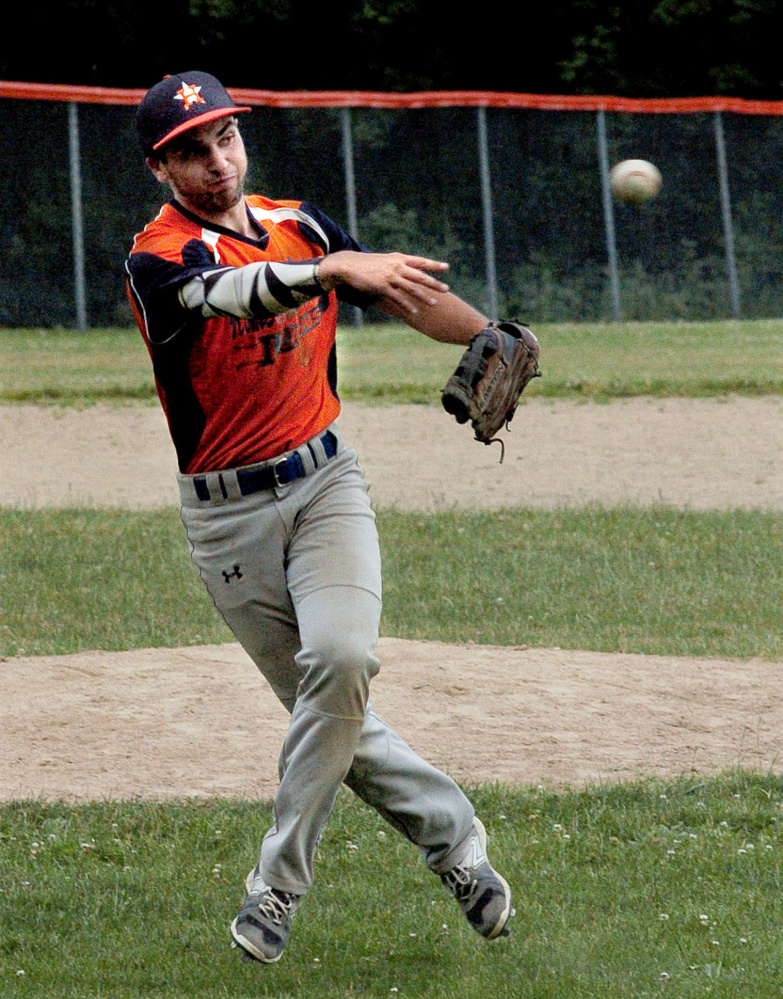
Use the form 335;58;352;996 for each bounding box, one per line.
298;202;377;310
125;238;219;345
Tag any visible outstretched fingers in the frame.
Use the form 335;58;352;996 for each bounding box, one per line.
384;256;451;312
318;251;451;313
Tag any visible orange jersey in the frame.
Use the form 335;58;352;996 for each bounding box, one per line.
126;196;369;473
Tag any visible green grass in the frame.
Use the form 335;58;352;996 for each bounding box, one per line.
0;509;232;656
3;321;782;997
379;507;783;659
0;328;157;403
2;506;782;660
526;318;783;399
1;776;782;998
338;317;783;403
4;318;783;404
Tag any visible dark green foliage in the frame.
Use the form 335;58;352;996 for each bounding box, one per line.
5;100;783;326
5;1;783;97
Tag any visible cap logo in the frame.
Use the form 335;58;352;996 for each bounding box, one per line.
174;82;206;111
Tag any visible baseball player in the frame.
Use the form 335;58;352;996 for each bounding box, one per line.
125;71;513;964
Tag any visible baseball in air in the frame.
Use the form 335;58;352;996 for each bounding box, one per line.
609;159;662;205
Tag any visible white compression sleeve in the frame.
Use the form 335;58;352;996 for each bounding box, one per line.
178;260;324;319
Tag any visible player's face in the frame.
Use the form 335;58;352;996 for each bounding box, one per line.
149;117;248;218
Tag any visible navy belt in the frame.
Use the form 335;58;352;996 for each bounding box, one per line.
193;430;338;502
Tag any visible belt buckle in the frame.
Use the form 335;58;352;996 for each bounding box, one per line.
271;457;290;487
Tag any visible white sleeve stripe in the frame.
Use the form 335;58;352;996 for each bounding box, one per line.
246;206;331;251
208;266;259;318
178;267;231;311
178;260;324;320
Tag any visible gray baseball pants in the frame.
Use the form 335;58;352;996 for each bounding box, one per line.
178;425;475;896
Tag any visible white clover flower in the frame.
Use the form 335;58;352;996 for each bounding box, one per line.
659;913;670;921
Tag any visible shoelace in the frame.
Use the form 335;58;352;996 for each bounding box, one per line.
255;889;297;926
442;864;481;905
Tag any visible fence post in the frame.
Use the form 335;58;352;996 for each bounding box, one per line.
713;111;742;318
68;102;87;332
596;109;621;321
340;107;363;328
477;106;499;319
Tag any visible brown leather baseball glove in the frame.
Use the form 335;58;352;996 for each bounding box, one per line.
441;320;541;461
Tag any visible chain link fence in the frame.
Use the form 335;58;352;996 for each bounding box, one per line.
2;85;783;328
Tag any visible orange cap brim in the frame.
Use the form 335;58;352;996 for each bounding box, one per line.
152;105;252;151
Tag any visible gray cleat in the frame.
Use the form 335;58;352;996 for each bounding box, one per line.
440;817;514;939
230;868;301;964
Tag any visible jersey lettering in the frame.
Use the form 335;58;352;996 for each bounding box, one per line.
228;299;325;370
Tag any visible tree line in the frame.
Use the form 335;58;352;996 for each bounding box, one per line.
4;1;783;99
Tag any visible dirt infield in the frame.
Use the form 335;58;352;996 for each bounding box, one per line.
3;396;783;511
2;397;782;800
2;640;781;802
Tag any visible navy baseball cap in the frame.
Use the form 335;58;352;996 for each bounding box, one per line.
136;71;251;156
